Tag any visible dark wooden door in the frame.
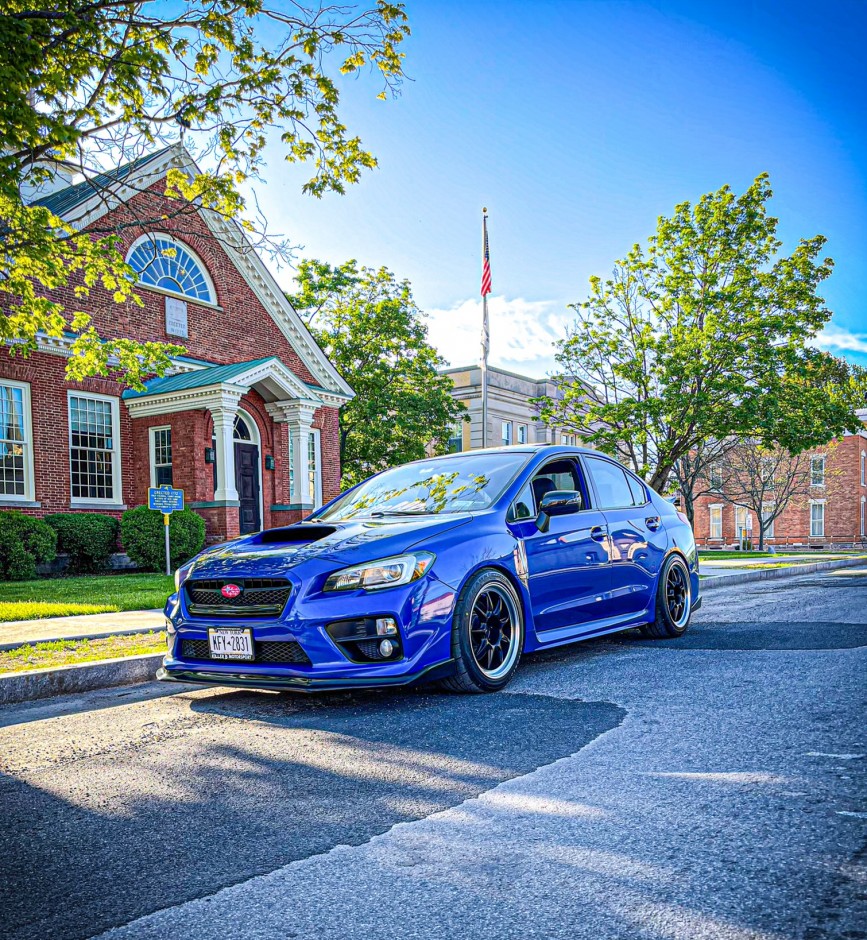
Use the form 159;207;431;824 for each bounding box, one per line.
235;442;261;533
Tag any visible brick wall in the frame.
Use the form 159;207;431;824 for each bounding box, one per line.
693;432;867;549
1;348;345;540
42;178;322;384
1;168;347;541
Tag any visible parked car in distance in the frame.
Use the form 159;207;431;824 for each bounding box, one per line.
159;445;700;694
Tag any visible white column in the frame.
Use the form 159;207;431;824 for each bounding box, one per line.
267;400;318;507
210;397;240;502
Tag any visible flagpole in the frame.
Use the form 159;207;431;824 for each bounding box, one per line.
481;297;488;448
480;207;490;449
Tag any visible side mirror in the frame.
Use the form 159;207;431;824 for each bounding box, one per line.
536;490;582;532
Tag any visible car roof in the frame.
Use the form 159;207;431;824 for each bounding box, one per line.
415;444;603;462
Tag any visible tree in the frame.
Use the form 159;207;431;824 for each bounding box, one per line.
671;437;737;526
533;174;867;492
287;259;467;488
1;1;409;387
706;440;837;551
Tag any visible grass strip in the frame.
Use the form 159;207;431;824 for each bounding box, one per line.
0;574;174;622
0;632;166;674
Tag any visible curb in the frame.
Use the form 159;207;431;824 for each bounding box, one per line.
0;625;167;653
0;653;164;707
701;555;867;591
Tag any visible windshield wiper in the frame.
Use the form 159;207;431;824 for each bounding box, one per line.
369;509;431;516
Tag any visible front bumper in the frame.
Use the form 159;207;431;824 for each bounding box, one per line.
160;572;458;693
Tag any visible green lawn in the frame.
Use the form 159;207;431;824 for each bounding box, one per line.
698;551;776;560
0;574;174;622
0;632;166;673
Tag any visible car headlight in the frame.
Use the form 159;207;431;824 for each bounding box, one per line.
323;552;435;592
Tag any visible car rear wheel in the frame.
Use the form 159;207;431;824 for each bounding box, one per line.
441;568;524;693
640;554;693;639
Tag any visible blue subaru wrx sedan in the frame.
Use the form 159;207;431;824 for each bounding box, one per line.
158;445;700;694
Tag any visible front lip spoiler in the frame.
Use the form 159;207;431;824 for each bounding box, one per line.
156;658;455;694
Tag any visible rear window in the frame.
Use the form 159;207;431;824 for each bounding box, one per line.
626;474;648;506
584;456;636;510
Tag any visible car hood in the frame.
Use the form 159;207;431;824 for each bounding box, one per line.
184;514;474;580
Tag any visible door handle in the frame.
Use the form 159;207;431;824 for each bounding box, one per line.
590;525;607;542
645;516;661;531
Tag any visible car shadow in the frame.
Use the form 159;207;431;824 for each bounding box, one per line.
0;688;622;940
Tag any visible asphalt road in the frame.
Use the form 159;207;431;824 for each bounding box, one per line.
1;567;864;940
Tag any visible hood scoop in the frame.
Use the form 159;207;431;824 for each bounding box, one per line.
254;524;337;545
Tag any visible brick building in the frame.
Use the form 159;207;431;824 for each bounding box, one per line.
692;413;867;549
1;146;353;541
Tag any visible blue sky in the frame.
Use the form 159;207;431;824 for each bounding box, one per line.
253;0;867;376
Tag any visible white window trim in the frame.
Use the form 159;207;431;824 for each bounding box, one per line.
761;502;776;539
148;425;172;489
0;378;35;503
68;390;123;506
861;496;866;538
309;427;323;508
809;498;826;538
861;451;866;487
709;504;723;540
810;454;826;487
517;424;528;445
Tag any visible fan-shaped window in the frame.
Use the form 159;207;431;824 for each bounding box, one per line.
127;236;213;302
233;416;252;441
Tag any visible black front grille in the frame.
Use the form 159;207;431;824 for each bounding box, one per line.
185;578;292;617
354;639;382;660
180;638;311;665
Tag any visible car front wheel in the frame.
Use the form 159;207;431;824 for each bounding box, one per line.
441;568;524;693
640;553;693;639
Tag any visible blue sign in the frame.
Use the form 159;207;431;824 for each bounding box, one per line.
148;485;185;514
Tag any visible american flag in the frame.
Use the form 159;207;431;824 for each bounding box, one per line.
481;213;492;296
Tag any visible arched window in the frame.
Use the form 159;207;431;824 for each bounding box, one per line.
126;235;213;302
233;416;252;441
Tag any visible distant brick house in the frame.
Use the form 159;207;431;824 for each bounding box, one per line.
692;414;867;549
0;146;353;542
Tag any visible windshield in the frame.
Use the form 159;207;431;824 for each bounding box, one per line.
316;452;531;522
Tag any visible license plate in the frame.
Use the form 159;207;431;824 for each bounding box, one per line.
208;628;254;661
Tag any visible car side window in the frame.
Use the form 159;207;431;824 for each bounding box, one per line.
529;459;586;511
626;473;648;506
584;456;635;510
508;480;536;522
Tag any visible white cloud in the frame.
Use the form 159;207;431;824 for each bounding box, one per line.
425;295;573;377
812;324;867;355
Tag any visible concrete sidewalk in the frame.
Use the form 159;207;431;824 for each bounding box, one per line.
0;610;165;650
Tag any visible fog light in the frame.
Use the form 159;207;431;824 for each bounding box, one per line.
379;639;395;657
376;617;398;636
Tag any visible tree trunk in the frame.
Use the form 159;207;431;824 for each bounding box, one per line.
648;464;673;495
680;487;695;526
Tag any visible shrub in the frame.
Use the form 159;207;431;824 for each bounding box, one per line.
0;511;57;581
121;506;206;572
44;513;120;572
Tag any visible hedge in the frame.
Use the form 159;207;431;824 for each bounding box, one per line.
121;506;206;572
0;511;57;581
45;513;120;572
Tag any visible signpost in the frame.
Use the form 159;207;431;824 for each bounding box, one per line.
148;486;185;575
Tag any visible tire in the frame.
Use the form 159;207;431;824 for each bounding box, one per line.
640;553;693;639
440;568;524;693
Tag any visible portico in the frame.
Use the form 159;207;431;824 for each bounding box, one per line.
123;357;337;539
